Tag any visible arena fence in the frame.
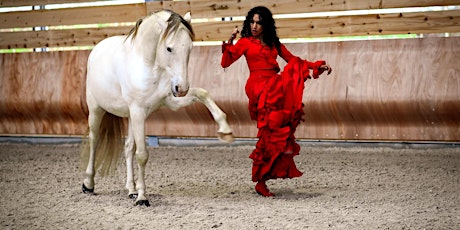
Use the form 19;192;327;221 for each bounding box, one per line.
0;0;459;141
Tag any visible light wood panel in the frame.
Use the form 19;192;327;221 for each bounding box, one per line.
3;0;459;29
1;0;459;49
0;51;88;134
0;0;103;7
0;4;147;29
3;0;456;17
148;0;460;18
296;37;460;140
1;0;459;141
193;10;460;41
0;26;132;49
2;10;459;49
2;37;458;141
145;37;460;141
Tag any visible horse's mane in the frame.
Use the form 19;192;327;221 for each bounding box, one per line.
127;18;143;40
126;10;195;42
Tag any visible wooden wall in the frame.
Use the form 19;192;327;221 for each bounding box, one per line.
146;37;460;141
1;0;459;141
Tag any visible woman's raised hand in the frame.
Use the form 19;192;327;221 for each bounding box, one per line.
228;26;240;43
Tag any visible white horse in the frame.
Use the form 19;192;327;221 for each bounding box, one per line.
81;10;233;207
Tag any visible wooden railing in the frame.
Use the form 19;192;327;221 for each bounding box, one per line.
1;0;459;49
0;0;459;141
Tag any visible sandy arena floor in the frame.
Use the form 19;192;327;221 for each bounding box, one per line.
0;142;458;229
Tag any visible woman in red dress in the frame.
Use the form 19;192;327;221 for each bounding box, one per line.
221;6;331;197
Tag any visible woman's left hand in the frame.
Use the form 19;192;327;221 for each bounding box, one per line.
228;26;240;43
320;64;332;75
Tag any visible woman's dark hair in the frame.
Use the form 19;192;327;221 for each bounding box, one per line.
241;6;281;52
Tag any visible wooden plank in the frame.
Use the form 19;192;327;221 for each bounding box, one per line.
146;1;192;17
0;51;89;134
147;0;460;19
275;10;460;38
0;26;131;49
193;10;460;41
2;0;457;29
2;10;459;49
380;0;460;9
0;3;146;29
3;0;458;10
296;37;460;141
0;0;104;7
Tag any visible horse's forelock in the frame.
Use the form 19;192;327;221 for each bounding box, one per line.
126;10;194;43
162;11;195;41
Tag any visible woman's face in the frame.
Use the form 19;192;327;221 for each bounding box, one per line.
250;14;263;39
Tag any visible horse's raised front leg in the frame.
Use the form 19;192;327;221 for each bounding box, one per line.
129;107;150;206
82;107;105;194
124;119;137;199
165;87;234;143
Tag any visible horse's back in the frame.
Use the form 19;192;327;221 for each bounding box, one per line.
87;35;127;86
88;36;126;67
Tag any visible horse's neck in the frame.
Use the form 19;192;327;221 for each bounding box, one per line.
132;16;160;66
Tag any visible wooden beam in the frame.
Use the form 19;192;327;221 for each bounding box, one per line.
276;10;460;38
0;3;146;29
2;0;458;29
147;0;460;18
0;0;100;7
194;10;460;41
2;10;459;49
0;26;131;49
2;0;458;9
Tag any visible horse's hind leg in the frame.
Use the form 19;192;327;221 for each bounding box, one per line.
82;106;105;194
124;119;137;199
164;87;234;142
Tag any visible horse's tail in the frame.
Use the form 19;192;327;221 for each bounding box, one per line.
81;112;124;177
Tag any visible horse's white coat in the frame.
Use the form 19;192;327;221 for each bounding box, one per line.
82;10;233;206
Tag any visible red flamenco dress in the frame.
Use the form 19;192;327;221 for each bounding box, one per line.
221;37;326;192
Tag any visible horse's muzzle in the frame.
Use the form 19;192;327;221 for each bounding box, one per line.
173;85;189;97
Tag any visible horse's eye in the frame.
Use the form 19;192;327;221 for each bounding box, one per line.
166;47;172;52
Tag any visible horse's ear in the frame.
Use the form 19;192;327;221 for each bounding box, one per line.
183;12;191;24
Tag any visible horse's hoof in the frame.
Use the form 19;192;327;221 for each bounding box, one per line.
135;200;151;207
218;132;234;143
82;183;94;194
129;193;138;200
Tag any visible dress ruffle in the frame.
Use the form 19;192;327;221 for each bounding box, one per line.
249;57;314;182
221;38;327;182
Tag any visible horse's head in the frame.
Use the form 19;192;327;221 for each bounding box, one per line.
155;11;195;97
